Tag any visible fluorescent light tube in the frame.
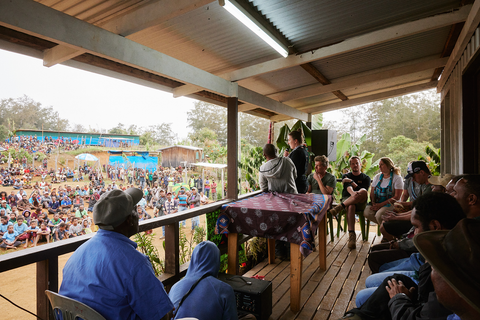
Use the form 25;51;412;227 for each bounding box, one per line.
222;0;289;58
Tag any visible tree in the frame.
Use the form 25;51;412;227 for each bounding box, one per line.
109;123;128;134
127;124;139;135
187;101;227;145
360;90;441;157
71;123;87;132
0;125;9;142
188;127;218;147
0;95;69;131
385;135;430;175
239;113;269;147
187;101;270;147
141;123;177;146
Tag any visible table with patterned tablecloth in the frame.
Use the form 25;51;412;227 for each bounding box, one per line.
216;192;332;257
215;192;333;313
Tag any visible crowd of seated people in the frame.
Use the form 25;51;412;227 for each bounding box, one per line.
2;134;80;154
337;171;480;320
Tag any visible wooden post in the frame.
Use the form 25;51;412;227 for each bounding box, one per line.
227;233;239;275
290;243;303;313
37;257;58;320
221;168;224;200
267;238;275;264
318;213;327;270
164;222;180;275
227;97;238;200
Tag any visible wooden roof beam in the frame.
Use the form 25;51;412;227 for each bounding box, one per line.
271;81;438;121
269;56;448;102
300;63;348;101
43;0;214;67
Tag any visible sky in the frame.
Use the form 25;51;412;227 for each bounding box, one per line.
0;48;340;140
0;49;197;139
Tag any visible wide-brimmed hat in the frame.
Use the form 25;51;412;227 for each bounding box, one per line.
93;188;143;231
413;218;480;313
428;174;455;188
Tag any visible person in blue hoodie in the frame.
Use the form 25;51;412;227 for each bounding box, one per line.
169;241;238;320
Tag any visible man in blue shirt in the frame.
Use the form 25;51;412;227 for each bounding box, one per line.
60;196;72;211
59;188;173;320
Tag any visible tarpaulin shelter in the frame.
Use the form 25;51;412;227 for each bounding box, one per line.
108;150;159;172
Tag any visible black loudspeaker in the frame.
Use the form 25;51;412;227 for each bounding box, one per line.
311;130;337;161
217;273;272;320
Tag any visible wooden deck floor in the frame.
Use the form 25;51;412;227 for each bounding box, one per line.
243;231;383;320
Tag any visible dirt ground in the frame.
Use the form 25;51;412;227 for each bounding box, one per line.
0;158;208;320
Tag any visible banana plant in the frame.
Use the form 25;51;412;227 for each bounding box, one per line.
275;120;312;155
418;146;441;176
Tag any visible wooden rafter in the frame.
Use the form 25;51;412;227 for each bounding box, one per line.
300;63;348;101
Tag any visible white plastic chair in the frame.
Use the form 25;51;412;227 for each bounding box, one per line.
45;290;106;320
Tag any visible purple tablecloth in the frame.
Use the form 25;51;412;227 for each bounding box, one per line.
215;192;332;257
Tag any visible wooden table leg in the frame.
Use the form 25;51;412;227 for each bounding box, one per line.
318;214;327;271
227;233;239;275
267;238;275;264
290;243;302;313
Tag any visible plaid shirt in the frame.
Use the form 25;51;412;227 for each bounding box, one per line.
164;199;177;215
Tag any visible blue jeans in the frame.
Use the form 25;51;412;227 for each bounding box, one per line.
356;271;418;307
178;206;187;227
379;253;424;273
191;216;200;230
205;189;210;198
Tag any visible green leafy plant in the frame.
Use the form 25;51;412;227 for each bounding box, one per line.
239;146;264;191
179;225;206;264
275;120;312;155
418;146;441;176
134;231;165;276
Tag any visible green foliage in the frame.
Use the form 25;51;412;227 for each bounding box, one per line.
206;209;223;245
133;231;165;276
179;225;206;264
385;135;430;175
187;101;269;147
189;127;218;146
108;123;128;134
65;146;106;156
203;139;227;164
275;120;312;154
239;145;264;191
0;124;10;142
2;148;34;163
418;146;441;176
140;123;177;146
312;114;324;130
0;95;69;131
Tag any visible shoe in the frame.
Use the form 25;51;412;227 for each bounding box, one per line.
329;204;344;216
348;232;356;250
338;313;362;320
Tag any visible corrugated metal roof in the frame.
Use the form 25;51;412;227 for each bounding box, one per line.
238;26;451;96
6;0;467;119
133;2;284;73
251;0;462;53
